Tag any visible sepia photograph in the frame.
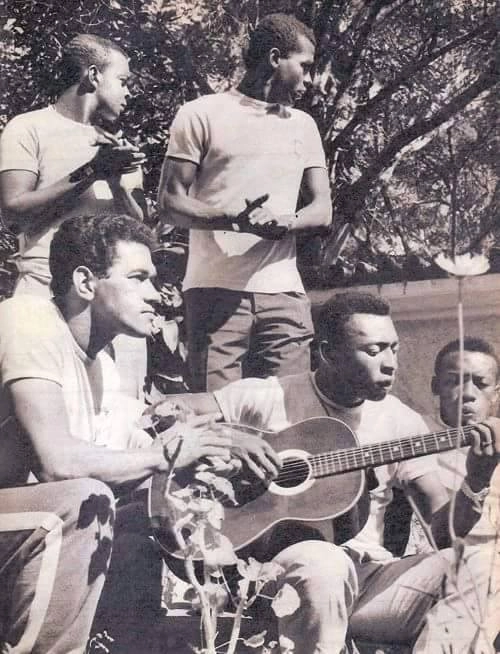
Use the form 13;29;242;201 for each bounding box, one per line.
0;1;498;653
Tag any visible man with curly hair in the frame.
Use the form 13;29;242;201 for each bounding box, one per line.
158;13;332;392
0;214;236;653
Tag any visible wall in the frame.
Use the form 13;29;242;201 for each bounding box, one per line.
309;273;500;418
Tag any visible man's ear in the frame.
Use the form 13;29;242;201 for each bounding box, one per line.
72;266;97;300
268;47;281;70
86;64;100;91
431;375;439;396
319;340;337;368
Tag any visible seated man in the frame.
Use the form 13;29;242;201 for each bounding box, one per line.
165;292;500;654
429;337;499;544
0;214;235;654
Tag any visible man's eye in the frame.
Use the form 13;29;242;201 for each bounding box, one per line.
366;347;380;356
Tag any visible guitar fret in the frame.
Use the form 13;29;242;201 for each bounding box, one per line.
310;423;475;479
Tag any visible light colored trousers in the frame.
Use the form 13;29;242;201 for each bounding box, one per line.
0;478;115;654
271;540;497;654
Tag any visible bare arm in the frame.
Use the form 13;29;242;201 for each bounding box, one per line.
0;133;146;231
8;378;232;489
108;169;148;222
157;157;236;230
239;166;332;239
0;169;95;231
407;418;499;550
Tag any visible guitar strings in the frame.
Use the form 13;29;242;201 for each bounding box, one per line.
273;424;475;485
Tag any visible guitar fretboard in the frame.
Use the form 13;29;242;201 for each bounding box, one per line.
308;425;474;478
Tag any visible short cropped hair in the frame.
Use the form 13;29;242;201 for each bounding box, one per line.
434;337;500;379
58;34;127;90
50;214;157;297
243;13;316;69
318;292;391;350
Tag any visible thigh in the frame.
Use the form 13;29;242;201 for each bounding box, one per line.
350;552;451;644
249;292;314;378
184;288;253;391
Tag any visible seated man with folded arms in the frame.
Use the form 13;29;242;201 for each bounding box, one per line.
162;292;500;654
0;214;239;654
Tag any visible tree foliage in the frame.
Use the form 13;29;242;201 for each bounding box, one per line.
1;0;498;286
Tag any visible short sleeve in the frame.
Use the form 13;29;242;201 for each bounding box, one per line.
301;114;326;170
0;300;64;387
395;410;439;483
0;115;39;175
166;102;207;166
214;377;287;431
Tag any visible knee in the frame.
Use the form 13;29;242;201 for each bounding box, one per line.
275;541;356;588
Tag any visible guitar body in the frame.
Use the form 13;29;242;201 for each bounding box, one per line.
150;417;369;561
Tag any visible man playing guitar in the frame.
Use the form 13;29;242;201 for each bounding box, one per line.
161;291;500;654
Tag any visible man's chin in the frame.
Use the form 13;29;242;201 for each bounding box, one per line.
367;386;390;402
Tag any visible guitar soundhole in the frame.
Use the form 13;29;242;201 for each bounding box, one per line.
275;457;310;488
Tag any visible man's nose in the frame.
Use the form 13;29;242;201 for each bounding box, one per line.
145;279;161;303
461;379;477;400
381;350;397;372
304;71;312;87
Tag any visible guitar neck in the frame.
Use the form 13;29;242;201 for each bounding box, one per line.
309;425;474;478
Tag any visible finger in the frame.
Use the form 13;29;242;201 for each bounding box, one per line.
263;444;282;471
241;455;267;480
187;412;223;427
95;127;121;146
253;450;280;478
471;424;494;457
246;193;269;213
199;446;232;459
200;435;233;448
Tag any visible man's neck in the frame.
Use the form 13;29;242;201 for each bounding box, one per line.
238;71;289;106
55;297;113;359
54;88;96;125
314;365;364;409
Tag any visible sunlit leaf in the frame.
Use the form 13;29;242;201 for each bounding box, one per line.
242;630;267;648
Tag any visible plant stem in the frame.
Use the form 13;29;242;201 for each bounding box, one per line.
226;578;250;654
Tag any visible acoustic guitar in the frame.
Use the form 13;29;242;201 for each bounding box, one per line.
149;416;474;561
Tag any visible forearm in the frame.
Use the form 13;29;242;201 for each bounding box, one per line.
109;181;147;222
287;199;332;232
158;190;235;231
3;171;95;230
36;439;167;488
431;481;488;548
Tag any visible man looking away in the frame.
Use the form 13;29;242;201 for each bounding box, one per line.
0;214;233;654
158;13;332;391
0;33;147;397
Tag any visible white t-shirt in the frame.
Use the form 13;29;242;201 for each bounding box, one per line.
0;296;146;486
425;414;500;546
214;372;436;560
0;106;141;279
166;89;327;294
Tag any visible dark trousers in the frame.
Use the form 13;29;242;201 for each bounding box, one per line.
184;288;314;391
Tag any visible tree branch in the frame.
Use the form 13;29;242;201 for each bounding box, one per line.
337;67;497;218
328;21;495;155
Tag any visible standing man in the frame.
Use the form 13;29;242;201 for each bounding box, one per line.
164;292;500;653
0;33;147;398
0;213;234;654
158;13;332;391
